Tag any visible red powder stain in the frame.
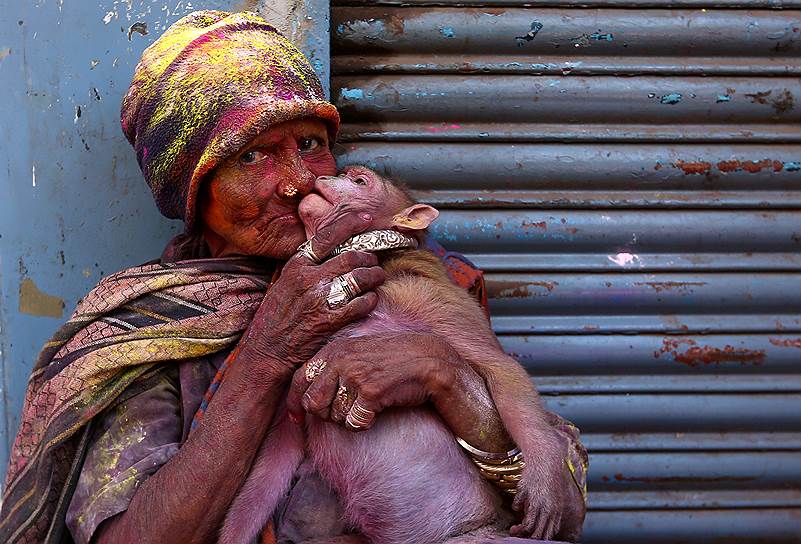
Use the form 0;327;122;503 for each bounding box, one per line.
673;160;712;175
522;221;547;230
427;124;462;133
601;475;610;482
566;227;579;234
654;338;765;367
769;338;801;349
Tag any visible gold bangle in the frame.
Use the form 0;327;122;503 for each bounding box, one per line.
456;437;526;496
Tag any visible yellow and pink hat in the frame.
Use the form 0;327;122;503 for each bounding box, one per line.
121;10;339;230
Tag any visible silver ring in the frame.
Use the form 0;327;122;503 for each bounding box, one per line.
339;272;361;300
326;275;351;309
297;239;321;264
346;400;375;431
333;383;355;421
305;358;327;383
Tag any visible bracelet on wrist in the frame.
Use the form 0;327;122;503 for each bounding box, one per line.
456;436;525;496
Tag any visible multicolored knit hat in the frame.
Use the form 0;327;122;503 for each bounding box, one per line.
121;10;339;231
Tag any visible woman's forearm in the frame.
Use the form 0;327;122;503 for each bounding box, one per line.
95;346;292;544
430;357;515;454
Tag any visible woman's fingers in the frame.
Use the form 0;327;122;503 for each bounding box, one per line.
345;397;378;432
302;370;341;420
286;364;314;424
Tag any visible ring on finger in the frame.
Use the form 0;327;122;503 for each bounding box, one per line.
346;400;376;431
326;276;351;309
305;358;327;383
332;382;355;420
297;239;321;264
339;271;361;300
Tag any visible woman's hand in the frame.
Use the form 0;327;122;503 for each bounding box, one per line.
238;212;385;382
286;332;514;453
285;332;454;427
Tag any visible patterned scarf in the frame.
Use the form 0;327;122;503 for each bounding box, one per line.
0;257;272;543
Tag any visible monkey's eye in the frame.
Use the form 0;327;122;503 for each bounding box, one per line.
352;175;369;186
298;137;322;152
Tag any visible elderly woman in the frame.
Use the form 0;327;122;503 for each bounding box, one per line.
1;11;586;544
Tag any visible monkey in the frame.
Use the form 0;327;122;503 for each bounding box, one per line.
220;166;583;544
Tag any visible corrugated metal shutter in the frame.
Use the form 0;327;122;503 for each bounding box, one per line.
330;2;801;542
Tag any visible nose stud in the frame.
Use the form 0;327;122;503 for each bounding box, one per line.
283;185;298;197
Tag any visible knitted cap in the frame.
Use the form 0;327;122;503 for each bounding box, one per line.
121;10;339;231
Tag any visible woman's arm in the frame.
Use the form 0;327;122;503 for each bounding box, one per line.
286;333;514;453
94;347;291;543
93;214;384;544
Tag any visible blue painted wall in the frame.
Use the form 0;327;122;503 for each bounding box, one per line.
0;0;328;479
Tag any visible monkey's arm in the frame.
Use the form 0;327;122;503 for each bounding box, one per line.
428;348;516;454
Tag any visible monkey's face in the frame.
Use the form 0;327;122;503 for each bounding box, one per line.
299;165;439;239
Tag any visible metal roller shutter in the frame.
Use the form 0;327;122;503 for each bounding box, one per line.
330;2;801;542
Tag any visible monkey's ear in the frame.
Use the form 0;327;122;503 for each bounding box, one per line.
391;204;439;231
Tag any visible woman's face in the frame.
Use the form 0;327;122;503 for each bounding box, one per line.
199;118;337;259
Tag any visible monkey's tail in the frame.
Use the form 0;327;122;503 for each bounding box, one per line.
219;406;305;544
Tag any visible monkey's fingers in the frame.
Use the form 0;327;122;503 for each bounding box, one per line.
295;212;373;264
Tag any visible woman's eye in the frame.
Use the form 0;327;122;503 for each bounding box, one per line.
298;137;322;152
352;176;368;186
240;150;267;165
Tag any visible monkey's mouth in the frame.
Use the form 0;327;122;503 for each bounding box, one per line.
298;192;335;238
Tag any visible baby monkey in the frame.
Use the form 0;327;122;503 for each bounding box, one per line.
221;166;583;544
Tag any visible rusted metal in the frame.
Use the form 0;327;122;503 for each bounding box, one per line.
331;75;801;141
425;210;801;271
583;509;801;543
336;0;801;6
484;272;801;334
333;8;801;75
337;143;801;209
332;2;801;540
542;393;801;432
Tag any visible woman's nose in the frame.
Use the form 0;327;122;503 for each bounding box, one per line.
276;156;316;199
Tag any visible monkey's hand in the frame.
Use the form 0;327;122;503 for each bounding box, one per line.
509;433;571;540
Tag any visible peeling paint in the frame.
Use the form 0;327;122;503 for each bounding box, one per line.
608;253;640;267
439;27;455;38
654;338;765;367
127;22;148;41
784;161;801;172
716;159;783;173
340;88;364;100
716;94;732;103
660;93;683;105
19;279;64;318
673;160;711;175
635;281;706;294
769;338;801;349
0;47;10;61
521;220;547;230
488;280;558;299
515;21;543;46
589;32;614;41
